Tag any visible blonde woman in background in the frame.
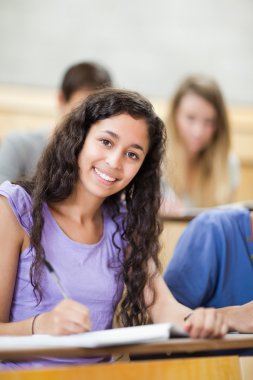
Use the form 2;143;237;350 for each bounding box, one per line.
161;75;240;215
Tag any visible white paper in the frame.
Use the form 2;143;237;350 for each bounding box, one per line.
0;323;187;350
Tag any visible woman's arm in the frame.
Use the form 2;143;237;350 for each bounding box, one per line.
216;302;253;333
144;265;227;338
0;196;91;336
0;195;26;334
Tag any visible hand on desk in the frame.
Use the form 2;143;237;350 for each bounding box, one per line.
184;308;228;338
33;299;91;335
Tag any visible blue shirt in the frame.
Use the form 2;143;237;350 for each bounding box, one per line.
164;208;253;309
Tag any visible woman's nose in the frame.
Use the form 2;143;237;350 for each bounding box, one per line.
191;121;205;138
105;151;122;169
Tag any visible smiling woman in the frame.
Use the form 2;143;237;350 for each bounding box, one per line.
77;114;149;198
0;88;227;370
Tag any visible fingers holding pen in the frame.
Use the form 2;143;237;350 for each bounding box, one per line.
33;299;92;335
40;261;92;335
53;299;92;334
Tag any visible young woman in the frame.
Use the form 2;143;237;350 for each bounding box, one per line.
162;75;240;214
0;89;227;369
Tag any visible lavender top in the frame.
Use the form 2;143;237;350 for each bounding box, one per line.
0;181;124;370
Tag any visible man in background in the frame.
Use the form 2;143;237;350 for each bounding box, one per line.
0;62;112;183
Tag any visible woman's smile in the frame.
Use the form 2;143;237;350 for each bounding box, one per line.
93;167;117;184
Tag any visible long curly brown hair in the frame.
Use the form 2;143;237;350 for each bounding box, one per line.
17;88;166;326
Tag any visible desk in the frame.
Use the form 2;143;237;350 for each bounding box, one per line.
0;356;243;380
0;334;253;360
1;335;253;380
0;334;253;361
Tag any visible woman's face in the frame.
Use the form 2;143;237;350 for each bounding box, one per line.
77;113;150;200
175;92;217;155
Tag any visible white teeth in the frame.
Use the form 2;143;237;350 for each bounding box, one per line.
94;168;116;182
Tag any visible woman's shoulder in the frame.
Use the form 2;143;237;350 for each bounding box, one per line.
0;181;32;205
0;181;33;233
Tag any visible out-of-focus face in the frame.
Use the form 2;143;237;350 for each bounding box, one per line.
175;92;217;156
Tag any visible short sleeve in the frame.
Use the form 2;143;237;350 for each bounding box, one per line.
0;181;33;235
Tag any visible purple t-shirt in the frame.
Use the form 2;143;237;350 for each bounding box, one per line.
0;181;124;370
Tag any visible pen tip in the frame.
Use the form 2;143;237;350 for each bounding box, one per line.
43;258;54;272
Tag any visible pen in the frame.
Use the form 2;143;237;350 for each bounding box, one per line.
43;258;70;299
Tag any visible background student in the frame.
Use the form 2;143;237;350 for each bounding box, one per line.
0;61;112;184
164;207;253;333
161;75;240;215
0;88;227;370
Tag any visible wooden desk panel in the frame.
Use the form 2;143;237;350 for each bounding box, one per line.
240;357;253;380
0;356;242;380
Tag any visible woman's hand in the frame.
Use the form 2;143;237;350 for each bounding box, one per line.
33;299;91;335
184;308;228;338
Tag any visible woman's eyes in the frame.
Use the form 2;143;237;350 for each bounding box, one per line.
185;116;215;128
126;151;139;160
99;139;139;160
100;138;112;147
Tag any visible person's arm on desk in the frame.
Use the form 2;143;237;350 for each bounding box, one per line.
145;260;228;338
217;302;253;333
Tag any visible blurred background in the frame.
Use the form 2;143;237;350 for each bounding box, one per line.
0;0;252;103
0;0;253;205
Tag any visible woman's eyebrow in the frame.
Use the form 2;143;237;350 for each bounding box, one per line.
101;130;145;152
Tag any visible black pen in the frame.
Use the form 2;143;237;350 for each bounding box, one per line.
43;259;70;299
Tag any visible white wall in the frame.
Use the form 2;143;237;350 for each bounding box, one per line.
0;0;252;104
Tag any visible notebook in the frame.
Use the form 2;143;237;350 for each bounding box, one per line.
0;323;188;350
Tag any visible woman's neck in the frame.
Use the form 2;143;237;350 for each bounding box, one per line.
49;182;104;224
47;187;105;245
